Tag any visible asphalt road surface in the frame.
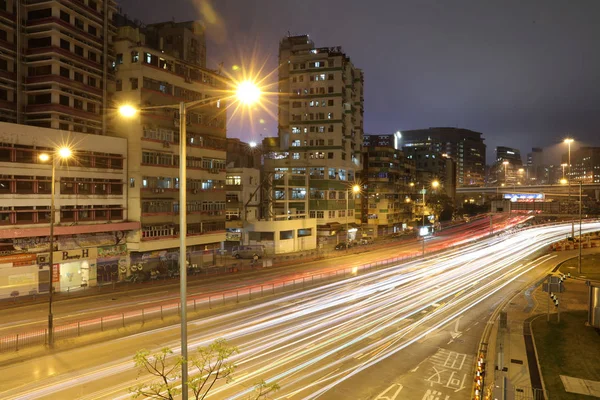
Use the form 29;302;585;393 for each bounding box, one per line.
1;220;597;400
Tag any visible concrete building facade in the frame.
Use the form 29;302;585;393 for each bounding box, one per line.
360;133;415;237
264;35;364;237
0;0;116;134
563;147;600;183
111;21;228;267
0;123;137;299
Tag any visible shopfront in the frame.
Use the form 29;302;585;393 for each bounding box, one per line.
97;244;128;283
52;248;97;292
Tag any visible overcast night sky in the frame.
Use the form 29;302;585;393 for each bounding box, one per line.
118;0;600;163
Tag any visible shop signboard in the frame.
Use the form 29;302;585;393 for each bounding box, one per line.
0;253;37;266
98;244;127;258
52;264;60;283
53;248;98;262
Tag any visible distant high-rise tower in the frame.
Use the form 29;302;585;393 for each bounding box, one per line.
264;35;364;232
401;128;486;187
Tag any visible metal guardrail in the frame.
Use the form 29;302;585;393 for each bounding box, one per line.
0;252;422;353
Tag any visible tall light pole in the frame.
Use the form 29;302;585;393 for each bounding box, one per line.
39;147;73;347
561;163;567;180
564;138;575;238
564;138;574;178
579;181;582;274
346;184;360;246
421;180;439;255
119;79;261;399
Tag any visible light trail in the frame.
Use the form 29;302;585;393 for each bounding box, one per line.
1;222;597;400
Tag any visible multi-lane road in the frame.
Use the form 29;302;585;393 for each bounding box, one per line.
2;219;594;400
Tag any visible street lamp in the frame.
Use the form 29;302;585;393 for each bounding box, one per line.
39;146;73;347
346;184;360;246
420;180;440;255
564;138;574;178
118;80;261;399
560;178;576;239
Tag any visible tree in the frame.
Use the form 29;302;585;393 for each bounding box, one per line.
130;339;278;400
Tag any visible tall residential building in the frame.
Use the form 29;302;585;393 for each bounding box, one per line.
563;147;600;183
0;122;137;299
0;0;116;134
111;20;228;268
225;139;261;245
360;133;415;237
401;128;486;186
264;35;364;236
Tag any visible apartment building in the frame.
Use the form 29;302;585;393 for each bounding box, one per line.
360;133;415;237
0;122;136;299
111;20;228;267
401;127;486;186
0;0;116;134
264;35;364;236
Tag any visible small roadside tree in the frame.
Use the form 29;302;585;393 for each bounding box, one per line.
130;339;279;400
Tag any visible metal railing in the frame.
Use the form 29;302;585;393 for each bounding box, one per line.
1;252;421;353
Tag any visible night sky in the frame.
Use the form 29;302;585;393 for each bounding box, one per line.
118;0;600;164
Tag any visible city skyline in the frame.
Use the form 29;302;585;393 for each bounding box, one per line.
119;0;600;161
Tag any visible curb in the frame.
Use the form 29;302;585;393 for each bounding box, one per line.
528;314;549;399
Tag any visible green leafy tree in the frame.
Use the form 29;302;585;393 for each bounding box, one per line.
130;339;278;400
130;347;182;400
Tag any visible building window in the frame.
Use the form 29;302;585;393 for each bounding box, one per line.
74;45;84;57
59;95;69;106
292;153;300;160
328;86;334;93
116;80;122;91
131;51;139;63
60;39;70;51
130;78;138;90
74;71;83;82
74;18;84;30
60;10;70;23
328;152;334;159
317;211;324;219
328;211;335;218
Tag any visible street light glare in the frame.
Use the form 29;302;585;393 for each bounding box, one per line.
58;147;72;159
119;104;138;118
236;80;261;105
249;141;257;148
39;153;50;162
431;180;440;188
560;178;568;184
564;138;574;144
352;184;361;193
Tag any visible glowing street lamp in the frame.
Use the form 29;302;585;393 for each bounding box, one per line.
564;138;574;178
236;80;261;106
38;146;73;347
561;163;568;180
346;184;361;247
118;79;261;399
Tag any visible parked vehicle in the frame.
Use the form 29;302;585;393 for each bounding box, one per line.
335;242;351;250
358;236;374;245
232;245;265;259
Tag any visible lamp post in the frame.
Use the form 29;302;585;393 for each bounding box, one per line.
346;184;360;247
564;138;574;178
579;181;582;274
421;180;439;255
39;147;73;347
119;80;261;399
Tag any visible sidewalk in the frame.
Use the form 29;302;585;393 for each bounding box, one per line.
486;248;600;400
